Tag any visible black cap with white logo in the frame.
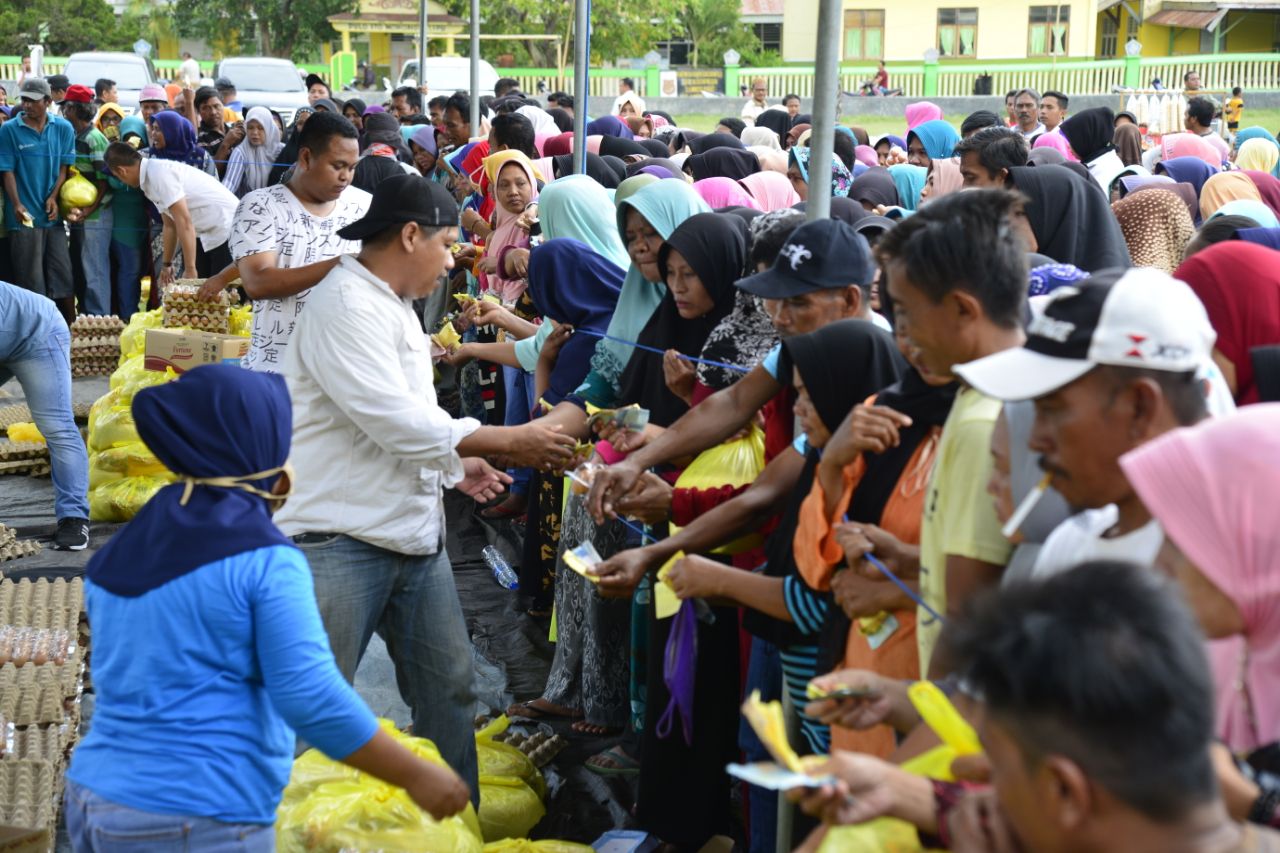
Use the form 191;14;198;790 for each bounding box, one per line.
955;267;1216;401
736;218;875;299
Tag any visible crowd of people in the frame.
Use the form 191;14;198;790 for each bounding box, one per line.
2;64;1280;852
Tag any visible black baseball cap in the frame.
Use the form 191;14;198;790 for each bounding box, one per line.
736;218;875;298
337;174;459;241
305;73;329;90
46;74;69;92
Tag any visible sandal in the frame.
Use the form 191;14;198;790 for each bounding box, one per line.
585;745;640;776
506;698;582;722
571;720;623;736
481;494;528;520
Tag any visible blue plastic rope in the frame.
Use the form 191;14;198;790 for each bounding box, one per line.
575;328;751;374
565;468;657;544
842;513;947;625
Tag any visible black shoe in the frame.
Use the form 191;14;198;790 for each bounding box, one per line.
54;517;90;551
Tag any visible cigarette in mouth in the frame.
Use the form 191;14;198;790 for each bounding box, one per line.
1002;472;1053;540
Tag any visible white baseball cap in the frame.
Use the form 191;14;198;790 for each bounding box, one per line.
954;267;1216;401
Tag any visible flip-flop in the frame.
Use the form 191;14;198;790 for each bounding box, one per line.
585;745;640;776
506;699;582;722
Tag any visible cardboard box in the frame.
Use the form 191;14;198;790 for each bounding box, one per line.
144;328;249;373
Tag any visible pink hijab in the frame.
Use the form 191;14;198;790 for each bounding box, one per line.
1033;130;1079;162
854;145;878;169
905;101;943;132
1120;404;1280;752
693;177;760;210
483;152;540;303
586;135;603;155
920;158;964;205
751;147;788;174
739;171;801;211
1162;132;1221;168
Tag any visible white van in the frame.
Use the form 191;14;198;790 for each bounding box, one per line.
395;57;500;99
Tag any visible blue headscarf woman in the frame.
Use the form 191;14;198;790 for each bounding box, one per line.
66;365;470;844
788;145;853;202
906;119;960;171
149;110;217;176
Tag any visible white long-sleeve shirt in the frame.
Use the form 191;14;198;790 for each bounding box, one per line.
275;255;481;555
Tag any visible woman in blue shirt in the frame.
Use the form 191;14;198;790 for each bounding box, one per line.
64;364;469;851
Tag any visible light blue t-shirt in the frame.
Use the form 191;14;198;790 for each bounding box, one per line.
67;545;378;824
0;281;63;363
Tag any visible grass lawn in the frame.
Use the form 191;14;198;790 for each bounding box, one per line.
670;109;1280;138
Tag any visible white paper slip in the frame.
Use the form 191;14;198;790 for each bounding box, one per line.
726;762;836;791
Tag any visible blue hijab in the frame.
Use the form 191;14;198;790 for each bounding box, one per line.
1236;227;1280;251
527;239;625;406
907;119;960;163
587;115;634;139
1156;156;1218;198
86;365;296;597
888;163;928;211
151;110;205;169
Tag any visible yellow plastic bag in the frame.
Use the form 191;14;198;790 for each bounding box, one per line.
109;354;148;393
229;304;253;337
59;166;98;214
483;841;594;853
89;476;170;522
276;720;483;853
92;442;168;479
118;309;164;361
6;422;45;444
475;717;545;799
88;405;138;452
669;426;766;555
477;776;545;843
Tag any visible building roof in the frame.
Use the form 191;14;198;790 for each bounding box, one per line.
1147;7;1221;25
741;0;784;16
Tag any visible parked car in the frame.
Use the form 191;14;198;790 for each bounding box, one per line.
61;52;159;115
214;57;310;127
395;57;499;99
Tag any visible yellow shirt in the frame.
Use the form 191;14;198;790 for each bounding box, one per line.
1225;97;1244;125
916;386;1013;675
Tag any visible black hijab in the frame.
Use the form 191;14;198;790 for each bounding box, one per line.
626;157;684;180
638;137;669;158
553;152;621;188
352;153;405;193
547;108;573;133
616;213;745;426
790;198;871;228
754;109;791;146
688;132;746;155
1059;106;1116;164
791;113;813;129
688;147;760;182
746;319;906;648
599;135;650;159
1008;164;1132;271
600;154;629;182
849;167;899;209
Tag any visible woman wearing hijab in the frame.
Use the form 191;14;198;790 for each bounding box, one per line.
587;115;634;139
754;109;791;148
788;146;852;202
598;135;650;161
786;123;812;150
637;137;669;158
221;106;284;197
342;98;366;131
1156;155;1218;200
1158;132;1223;168
1111;189;1195;274
1060;106;1126;195
1200;171;1264;220
546;108;572;134
1245;170;1280;218
516;104;557;138
543;132;573;157
1120;404;1280;751
408;124;440;179
887;163;927;211
267;106;313;186
904;101;943;133
614;91;646;118
1032;130;1077;162
149;111;217;176
551;152;622;189
1234;128;1280;178
794;319;955;756
692;176;760;210
688;132;746;156
739;170;801;211
687;146;759;182
1175;242;1280;405
94;102;125;142
1210;200;1280;229
849;167;899;211
905;119;959;171
64;366;469;846
918;157;963;206
742;126;781;150
1114;122;1144;167
1008;163;1131;271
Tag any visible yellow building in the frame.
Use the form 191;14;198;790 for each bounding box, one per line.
327;0;466;70
781;0;1279;61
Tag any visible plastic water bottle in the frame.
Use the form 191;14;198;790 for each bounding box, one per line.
483;546;519;590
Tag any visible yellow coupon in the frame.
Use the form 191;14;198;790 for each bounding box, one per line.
908;680;983;756
562;541;602;584
741;690;804;772
655;551;683;619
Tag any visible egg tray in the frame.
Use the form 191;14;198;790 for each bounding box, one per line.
69;315;125;340
0;540;43;564
1;723;74;766
0;665;83;725
70;337;122;357
0;759;62;837
0;406;33;429
0;628;76;668
0;580;85;630
472;717;568;769
71;360;117;379
162;282;231;334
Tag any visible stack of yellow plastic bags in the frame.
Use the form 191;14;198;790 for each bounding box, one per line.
475;716;546;843
85;304;255;522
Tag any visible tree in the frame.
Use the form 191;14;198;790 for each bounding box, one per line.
0;0;129;56
679;0;755;67
171;0;358;59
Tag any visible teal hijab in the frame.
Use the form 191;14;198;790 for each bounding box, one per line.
1210;199;1280;229
889;163;928;211
1235;127;1280;178
907;119;960;164
539;174;631;269
576;179;711;406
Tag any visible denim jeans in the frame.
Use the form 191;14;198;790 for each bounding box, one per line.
0;318;89;520
63;780;274;853
111;239;143;321
501;365;535;495
73;208;115;316
297;533;480;800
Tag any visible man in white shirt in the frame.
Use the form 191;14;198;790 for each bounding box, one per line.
104;142;238;284
955;268;1217;578
1012;88;1046;140
740;77;770;125
227;111;371;373
179;52;202;88
278;174;577;800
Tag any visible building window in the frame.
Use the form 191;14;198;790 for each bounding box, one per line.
1028;5;1070;55
937;8;978;57
1101;14;1118;56
843;10;885;60
752;22;782;53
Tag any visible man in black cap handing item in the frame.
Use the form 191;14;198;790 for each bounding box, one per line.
277;174;577;802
